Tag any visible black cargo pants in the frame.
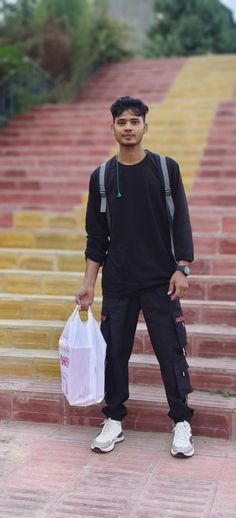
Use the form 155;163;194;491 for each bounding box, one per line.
100;284;194;424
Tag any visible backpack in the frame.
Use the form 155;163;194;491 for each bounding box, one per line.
99;152;176;261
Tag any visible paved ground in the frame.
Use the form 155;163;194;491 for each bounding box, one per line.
0;420;236;518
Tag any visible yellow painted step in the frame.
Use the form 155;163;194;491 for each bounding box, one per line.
13;207;86;230
0;248;85;271
0;270;102;296
0;314;103;350
0;320;62;350
0;294;102;320
0;348;60;378
0;230;86;250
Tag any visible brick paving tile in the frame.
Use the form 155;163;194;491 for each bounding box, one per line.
0;421;236;517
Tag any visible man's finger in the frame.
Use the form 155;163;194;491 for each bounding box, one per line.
168;281;175;295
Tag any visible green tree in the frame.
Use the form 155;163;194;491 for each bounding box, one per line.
146;0;236;57
0;0;131;87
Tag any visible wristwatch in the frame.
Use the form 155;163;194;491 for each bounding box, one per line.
176;265;191;276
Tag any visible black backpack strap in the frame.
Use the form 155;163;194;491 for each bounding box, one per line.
159;155;176;262
99;160;111;234
147;151;176;262
99;161;107;213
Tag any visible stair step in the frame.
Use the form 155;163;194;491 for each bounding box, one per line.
193;254;236;275
0;319;235;357
187;274;236;300
1;247;236;275
1;348;235;393
2;209;234;233
1;293;236;326
135;322;236;358
1;229;236;255
0;180;90;192
12;209;86;230
0;376;234;438
0;270;101;296
129;354;236;392
0;248;85;270
191;179;236;192
188;192;236;206
0;192;85;206
0;229;86;250
1;270;236;300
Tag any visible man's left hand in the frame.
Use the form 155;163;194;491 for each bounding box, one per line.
167;271;189;301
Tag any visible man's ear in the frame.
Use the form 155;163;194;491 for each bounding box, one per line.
111;124;115;135
144;123;148;134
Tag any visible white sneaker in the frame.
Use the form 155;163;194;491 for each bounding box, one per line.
171;421;194;458
91;418;124;453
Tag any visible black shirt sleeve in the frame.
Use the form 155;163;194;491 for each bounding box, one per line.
85;169;109;265
167;157;194;263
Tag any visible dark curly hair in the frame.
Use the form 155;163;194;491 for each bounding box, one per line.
110;96;149;121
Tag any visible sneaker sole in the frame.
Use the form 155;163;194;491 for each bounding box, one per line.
171;448;195;458
91;435;125;453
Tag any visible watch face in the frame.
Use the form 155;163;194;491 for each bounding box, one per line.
177;265;190;275
184;266;190;275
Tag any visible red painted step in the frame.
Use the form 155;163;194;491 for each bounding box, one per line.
76;58;187;102
0;179;90;192
193;233;236;255
188;193;236;207
182;299;236;326
0;377;234;438
189;275;236;300
192;255;236;275
128;354;236;392
133;323;236;358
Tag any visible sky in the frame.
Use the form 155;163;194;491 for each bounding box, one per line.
220;0;236;20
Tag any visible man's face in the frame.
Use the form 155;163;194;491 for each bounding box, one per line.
111;109;148;147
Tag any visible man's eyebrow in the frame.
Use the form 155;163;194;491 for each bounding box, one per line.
116;116;141;121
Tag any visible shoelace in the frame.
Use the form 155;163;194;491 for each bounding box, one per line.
173;422;191;444
99;419;115;439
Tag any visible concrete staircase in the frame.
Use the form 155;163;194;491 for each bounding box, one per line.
0;56;236;439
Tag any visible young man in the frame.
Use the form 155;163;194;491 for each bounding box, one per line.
75;96;194;458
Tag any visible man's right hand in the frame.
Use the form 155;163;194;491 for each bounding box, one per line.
75;285;94;311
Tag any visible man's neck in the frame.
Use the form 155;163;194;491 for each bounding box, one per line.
117;146;146;165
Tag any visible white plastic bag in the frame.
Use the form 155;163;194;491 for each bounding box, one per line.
59;306;107;406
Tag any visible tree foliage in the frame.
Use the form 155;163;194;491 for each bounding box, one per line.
0;0;131;91
146;0;236;57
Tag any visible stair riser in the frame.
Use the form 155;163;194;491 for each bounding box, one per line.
0;193;85;205
140;305;236;327
134;331;236;359
1;232;236;256
0;182;90;192
0;233;86;250
0;390;233;439
0;300;98;321
1;252;236;277
1;212;235;232
188;279;236;301
192;258;236;276
1;299;236;326
1;273;236;300
0;325;235;358
1;358;235;393
129;365;236;392
0;254;85;272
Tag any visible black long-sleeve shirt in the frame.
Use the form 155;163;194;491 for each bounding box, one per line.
85;152;194;297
